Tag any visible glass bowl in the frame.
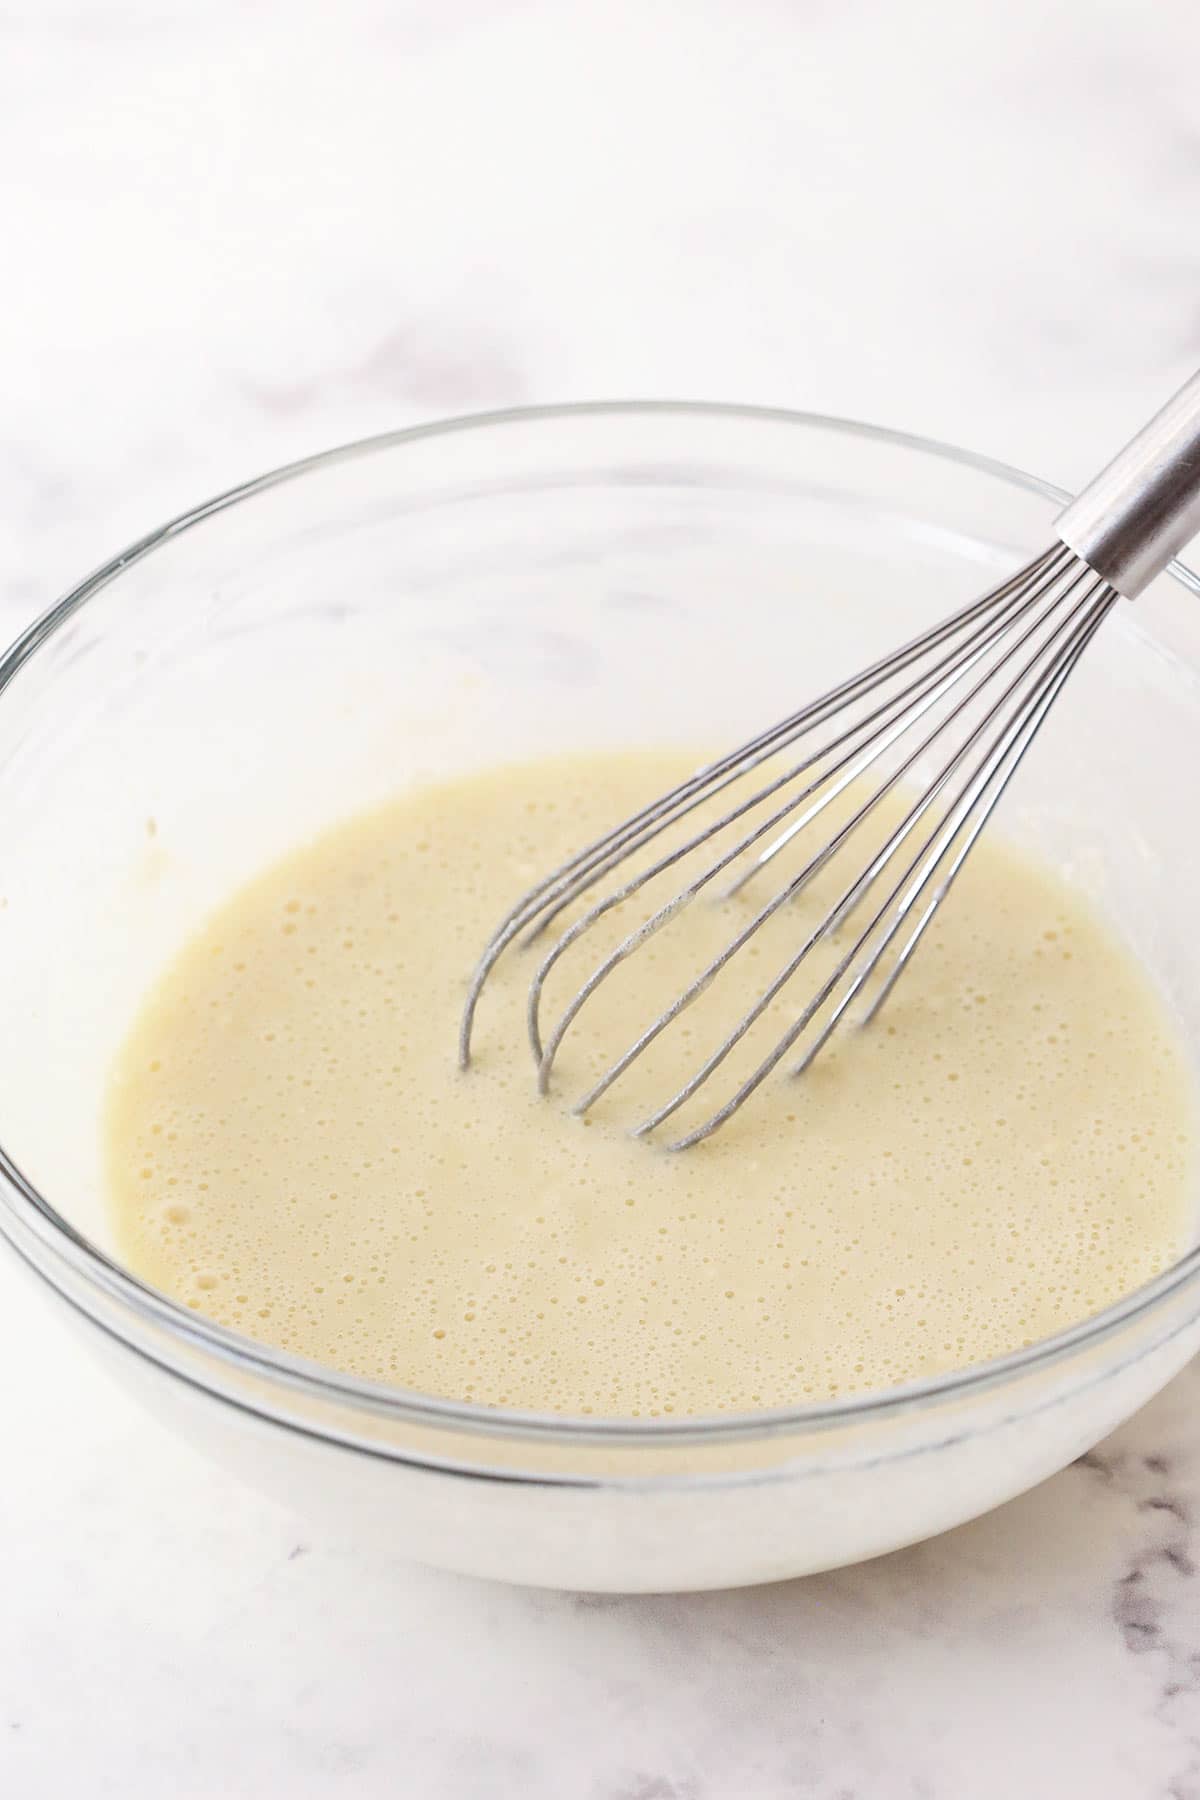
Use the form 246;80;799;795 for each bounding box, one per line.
2;402;1199;1593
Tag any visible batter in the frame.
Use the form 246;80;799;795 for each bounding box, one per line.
105;751;1196;1415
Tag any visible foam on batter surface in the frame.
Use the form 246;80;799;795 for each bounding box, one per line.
105;750;1197;1416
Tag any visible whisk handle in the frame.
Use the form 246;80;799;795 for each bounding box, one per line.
1055;366;1200;599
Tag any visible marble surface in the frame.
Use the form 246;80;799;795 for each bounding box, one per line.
3;1;1200;1793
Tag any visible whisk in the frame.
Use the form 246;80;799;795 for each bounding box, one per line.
461;371;1200;1148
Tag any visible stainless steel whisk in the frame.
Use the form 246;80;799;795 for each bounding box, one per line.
461;371;1200;1148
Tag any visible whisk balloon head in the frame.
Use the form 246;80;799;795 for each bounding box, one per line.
461;541;1117;1147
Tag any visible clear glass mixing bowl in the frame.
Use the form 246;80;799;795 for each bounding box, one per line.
2;403;1199;1593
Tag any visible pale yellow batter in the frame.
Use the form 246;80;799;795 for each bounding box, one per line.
106;751;1196;1415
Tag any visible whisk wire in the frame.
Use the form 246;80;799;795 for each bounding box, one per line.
526;570;1029;1067
543;555;1105;1119
662;581;1117;1150
527;547;1074;1076
458;545;1066;1069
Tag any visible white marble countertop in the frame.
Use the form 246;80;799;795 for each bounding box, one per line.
4;1;1200;1793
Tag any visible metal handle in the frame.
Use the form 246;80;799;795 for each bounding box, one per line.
1055;366;1200;599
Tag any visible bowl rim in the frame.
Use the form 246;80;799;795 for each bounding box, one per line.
3;395;1200;1451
